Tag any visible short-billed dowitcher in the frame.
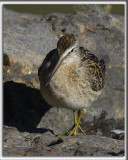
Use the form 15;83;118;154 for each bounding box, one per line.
38;33;106;136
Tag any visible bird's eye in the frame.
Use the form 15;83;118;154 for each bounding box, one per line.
71;49;74;52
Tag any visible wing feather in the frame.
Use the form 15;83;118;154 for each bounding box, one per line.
80;47;106;91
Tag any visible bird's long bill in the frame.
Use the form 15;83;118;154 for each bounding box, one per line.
45;59;62;86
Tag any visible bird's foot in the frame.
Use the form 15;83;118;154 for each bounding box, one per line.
57;110;86;137
68;124;86;136
57;124;86;137
57;125;74;137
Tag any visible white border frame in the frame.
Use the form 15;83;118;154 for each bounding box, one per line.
0;1;127;160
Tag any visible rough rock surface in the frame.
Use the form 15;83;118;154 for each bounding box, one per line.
3;5;124;157
3;125;124;156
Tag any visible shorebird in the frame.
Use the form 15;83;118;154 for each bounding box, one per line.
38;33;106;136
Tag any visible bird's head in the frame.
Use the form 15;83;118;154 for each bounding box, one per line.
45;33;79;86
57;33;79;57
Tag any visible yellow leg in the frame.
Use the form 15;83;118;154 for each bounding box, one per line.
74;110;77;125
58;111;77;137
74;110;83;135
58;110;86;137
69;110;85;136
75;110;86;135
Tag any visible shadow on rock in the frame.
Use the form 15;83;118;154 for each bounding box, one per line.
4;81;53;134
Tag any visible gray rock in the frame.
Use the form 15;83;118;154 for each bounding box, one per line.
3;5;125;156
3;125;124;156
3;53;10;79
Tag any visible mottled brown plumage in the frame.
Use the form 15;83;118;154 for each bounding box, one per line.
57;34;77;56
38;34;106;136
79;47;105;91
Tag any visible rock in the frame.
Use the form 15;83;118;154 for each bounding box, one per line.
3;5;124;156
3;53;10;79
3;125;124;156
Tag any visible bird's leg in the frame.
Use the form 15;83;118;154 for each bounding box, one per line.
74;110;77;126
69;110;83;136
57;110;77;137
69;110;86;136
58;110;86;137
74;110;86;136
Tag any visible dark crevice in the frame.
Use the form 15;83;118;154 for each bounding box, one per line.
47;139;63;147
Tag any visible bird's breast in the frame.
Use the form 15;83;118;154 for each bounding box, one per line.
40;55;101;110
